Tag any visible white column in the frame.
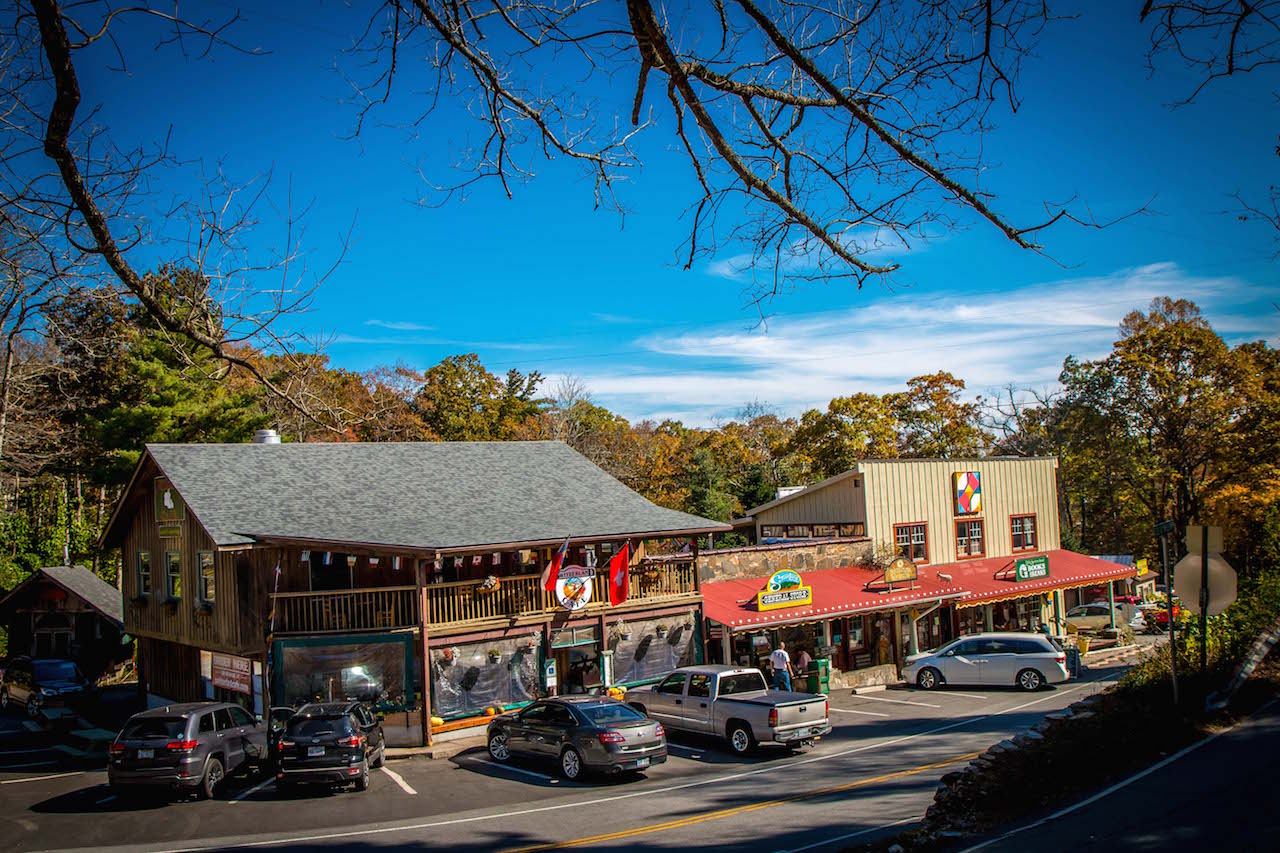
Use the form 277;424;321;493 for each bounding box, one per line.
984;604;994;632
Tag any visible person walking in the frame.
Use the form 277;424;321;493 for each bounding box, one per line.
769;642;793;691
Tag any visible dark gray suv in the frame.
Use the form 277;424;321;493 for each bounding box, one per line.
108;702;268;799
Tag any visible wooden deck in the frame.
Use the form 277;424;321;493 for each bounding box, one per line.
270;561;699;634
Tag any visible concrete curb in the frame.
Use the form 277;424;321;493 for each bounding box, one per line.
851;684;891;695
1082;643;1139;658
387;736;485;762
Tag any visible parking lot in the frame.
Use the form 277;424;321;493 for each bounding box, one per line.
0;654;1145;853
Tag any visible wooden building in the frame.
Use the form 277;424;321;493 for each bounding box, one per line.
0;565;131;681
705;458;1135;686
100;437;727;745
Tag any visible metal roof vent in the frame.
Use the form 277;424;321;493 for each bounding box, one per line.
252;429;281;445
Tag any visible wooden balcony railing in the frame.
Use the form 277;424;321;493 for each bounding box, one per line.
269;561;699;634
270;586;419;634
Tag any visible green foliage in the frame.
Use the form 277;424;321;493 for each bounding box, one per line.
413;354;543;440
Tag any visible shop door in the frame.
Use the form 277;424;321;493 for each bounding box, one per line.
554;645;602;696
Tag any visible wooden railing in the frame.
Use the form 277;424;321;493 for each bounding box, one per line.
270;561;699;633
271;586;419;634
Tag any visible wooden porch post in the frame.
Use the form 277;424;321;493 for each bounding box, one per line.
416;555;433;747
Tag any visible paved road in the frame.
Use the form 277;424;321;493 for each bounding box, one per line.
0;661;1138;853
961;692;1280;852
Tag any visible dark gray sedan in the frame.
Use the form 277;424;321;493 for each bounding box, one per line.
485;696;666;780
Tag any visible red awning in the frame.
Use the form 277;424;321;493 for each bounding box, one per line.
701;549;1139;631
701;565;967;631
943;549;1139;608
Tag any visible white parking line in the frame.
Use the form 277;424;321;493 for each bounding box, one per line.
378;766;417;795
666;743;704;755
828;707;891;718
468;757;560;783
229;777;276;803
0;770;86;785
774;814;922;853
852;695;941;709
937;692;987;700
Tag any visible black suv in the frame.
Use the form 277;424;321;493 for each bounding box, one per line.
0;657;91;718
275;701;385;793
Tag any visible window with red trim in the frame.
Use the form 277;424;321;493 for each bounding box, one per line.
894;523;928;562
1011;514;1037;551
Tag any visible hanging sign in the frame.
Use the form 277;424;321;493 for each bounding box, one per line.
1015;555;1050;582
555;565;596;611
757;569;813;611
1135;558;1149;576
210;652;252;695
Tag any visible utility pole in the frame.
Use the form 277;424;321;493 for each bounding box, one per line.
1156;520;1178;705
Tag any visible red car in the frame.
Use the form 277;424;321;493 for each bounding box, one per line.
1147;603;1185;630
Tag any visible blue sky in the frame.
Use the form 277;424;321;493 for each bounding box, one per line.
81;2;1278;424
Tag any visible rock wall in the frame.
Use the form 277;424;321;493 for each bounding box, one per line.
696;538;873;583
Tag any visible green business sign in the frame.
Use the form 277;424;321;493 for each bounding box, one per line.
1015;556;1050;582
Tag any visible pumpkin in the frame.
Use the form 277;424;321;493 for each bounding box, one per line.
484;706;498;716
429;715;445;727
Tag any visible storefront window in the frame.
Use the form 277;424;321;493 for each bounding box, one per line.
895;523;928;562
276;635;413;711
813;524;838;539
787;525;814;539
955;519;985;558
761;525;787;539
1011;515;1037;550
431;637;539;719
838;523;866;538
610;614;698;685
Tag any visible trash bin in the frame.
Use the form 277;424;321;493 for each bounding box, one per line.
806;658;831;694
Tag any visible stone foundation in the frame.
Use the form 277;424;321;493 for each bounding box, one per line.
697;538;873;583
831;663;900;690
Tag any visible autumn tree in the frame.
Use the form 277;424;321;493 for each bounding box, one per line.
412;354;543;441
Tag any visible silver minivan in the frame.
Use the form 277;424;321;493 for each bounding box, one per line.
902;632;1070;691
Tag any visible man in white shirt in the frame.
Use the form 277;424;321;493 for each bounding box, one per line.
769;643;793;691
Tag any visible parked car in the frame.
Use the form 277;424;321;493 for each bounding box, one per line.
267;706;296;753
1146;602;1187;632
108;702;268;799
903;632;1070;691
275;701;385;793
486;696;666;781
628;665;831;755
0;657;92;718
1065;603;1123;633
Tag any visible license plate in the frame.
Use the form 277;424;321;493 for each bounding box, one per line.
307;746;325;757
137;749;153;759
635;757;650;768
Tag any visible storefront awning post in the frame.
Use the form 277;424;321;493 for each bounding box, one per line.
909;600;944;656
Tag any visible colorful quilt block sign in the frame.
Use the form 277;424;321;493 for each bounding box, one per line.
953;471;982;515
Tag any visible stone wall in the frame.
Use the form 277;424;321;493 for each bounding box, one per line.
696;538;873;583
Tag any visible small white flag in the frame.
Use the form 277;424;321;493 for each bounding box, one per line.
393;556;402;572
370;557;380;567
301;550;311;562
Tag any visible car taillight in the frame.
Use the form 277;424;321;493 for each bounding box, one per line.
337;734;363;748
108;743;126;756
653;723;665;738
166;740;198;753
768;709;778;727
278;740;293;752
598;731;626;745
1056;652;1067;663
823;699;829;718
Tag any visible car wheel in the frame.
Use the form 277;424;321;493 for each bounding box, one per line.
560;746;585;781
0;689;8;711
371;741;386;768
727;723;755;755
354;760;369;792
26;700;39;719
488;731;511;762
199;758;224;800
1017;668;1044;692
916;667;941;690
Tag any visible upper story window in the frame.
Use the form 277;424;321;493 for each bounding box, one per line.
136;551;151;598
894;523;928;563
198;551;216;604
1011;514;1038;551
165;551;182;601
955;519;985;558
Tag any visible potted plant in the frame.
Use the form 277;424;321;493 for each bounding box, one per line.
619;625;633;641
520;636;538;653
487;648;502;663
655;624;669;639
478;575;501;594
441;647;456;665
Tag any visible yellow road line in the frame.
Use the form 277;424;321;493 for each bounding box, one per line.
500;750;982;853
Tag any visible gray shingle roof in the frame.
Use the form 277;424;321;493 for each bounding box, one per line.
0;565;123;625
144;441;727;550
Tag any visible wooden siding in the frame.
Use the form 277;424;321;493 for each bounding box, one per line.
754;476;867;536
858;458;1061;565
137;636;202;703
120;459;267;656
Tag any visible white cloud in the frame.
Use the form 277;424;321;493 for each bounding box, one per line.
558;263;1273;425
365;319;434;331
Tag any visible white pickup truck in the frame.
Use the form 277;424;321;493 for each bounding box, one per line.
628;665;831;754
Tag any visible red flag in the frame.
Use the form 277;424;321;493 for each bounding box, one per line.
608;542;631;606
540;538;569;591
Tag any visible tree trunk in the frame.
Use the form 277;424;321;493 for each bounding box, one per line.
0;340;13;465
